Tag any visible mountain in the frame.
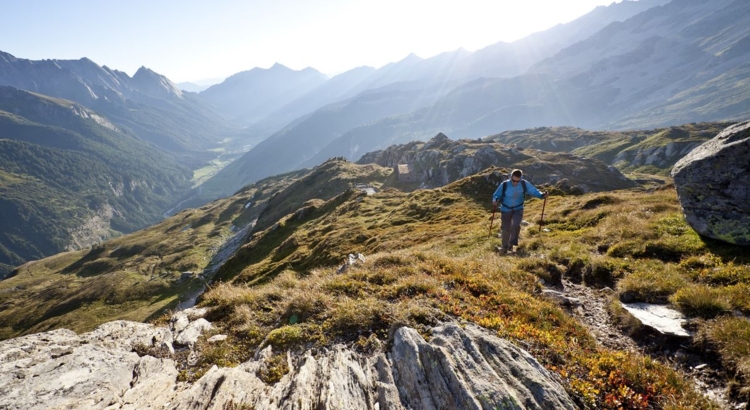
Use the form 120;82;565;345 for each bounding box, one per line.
0;52;232;154
177;82;210;93
485;122;734;176
198;82;454;200
0;129;646;334
307;0;750;163
356;132;636;193
192;0;670;198
0;87;194;278
245;65;377;138
199;64;328;125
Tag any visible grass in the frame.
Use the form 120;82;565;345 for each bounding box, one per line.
0;165;307;338
5;160;750;407
187;169;749;407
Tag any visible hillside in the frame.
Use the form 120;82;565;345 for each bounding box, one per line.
0;87;194;277
199;84;452;200
3;156;749;407
485;122;735;176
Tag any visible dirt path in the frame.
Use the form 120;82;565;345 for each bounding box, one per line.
553;279;738;409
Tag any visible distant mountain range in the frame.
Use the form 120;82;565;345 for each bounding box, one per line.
200;64;328;125
199;0;682;197
0;52;232;154
284;0;750;168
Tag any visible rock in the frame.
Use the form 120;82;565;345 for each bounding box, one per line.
84;320;174;353
621;302;691;338
121;356;179;409
208;334;228;343
175;318;213;347
0;331;141;410
541;289;581;307
391;324;576;409
182;307;208;321
672;121;750;245
0;321;576;410
337;252;366;274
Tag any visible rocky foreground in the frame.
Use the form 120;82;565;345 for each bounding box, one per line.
0;308;575;410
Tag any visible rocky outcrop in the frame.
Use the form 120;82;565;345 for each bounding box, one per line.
359;133;636;192
0;316;575;410
672;121;750;245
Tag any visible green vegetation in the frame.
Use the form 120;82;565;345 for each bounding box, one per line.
0;164;306;338
4;153;749;407
0;88;194;269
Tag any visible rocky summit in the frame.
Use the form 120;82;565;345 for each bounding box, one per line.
672;121;750;245
0;309;574;410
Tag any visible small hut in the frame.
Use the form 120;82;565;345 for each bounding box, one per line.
397;164;418;183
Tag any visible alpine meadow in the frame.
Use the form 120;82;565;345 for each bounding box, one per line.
1;1;750;409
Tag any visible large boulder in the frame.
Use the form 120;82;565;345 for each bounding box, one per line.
672;121;750;245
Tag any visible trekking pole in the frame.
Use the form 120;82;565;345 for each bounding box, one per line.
488;204;498;239
539;193;548;235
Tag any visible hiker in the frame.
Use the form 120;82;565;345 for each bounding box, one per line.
492;169;547;253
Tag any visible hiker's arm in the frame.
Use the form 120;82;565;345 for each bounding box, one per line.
528;183;546;199
492;183;504;205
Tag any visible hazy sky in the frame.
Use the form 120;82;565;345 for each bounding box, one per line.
1;0;622;83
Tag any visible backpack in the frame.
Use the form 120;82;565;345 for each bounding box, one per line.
499;179;527;209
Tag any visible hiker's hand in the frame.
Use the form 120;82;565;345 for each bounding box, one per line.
542;191;548;199
492;200;498;207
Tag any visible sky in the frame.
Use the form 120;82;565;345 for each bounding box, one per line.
1;0;622;83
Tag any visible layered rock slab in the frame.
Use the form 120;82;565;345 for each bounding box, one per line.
0;321;574;410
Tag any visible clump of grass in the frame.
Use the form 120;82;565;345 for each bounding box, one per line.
266;325;306;350
697;317;750;401
606;295;643;336
669;285;732;319
325;297;406;340
257;352;290;384
516;258;565;287
617;263;685;303
725;283;750;314
584;256;629;288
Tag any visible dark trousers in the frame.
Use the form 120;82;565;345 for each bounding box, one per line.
500;209;524;249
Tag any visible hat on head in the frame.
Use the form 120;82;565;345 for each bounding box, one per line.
511;169;523;178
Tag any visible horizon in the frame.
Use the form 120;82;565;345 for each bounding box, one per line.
1;0;626;83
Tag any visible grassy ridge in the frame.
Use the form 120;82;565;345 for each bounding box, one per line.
3;156;749;407
193;169;748;407
0;167;307;339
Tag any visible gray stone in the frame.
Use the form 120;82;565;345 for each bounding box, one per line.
621;302;691;338
672;121;750;245
541;289;581;307
208;334;228;343
0;321;575;410
175;318;213;346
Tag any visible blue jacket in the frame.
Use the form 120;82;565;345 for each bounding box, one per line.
492;179;544;212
